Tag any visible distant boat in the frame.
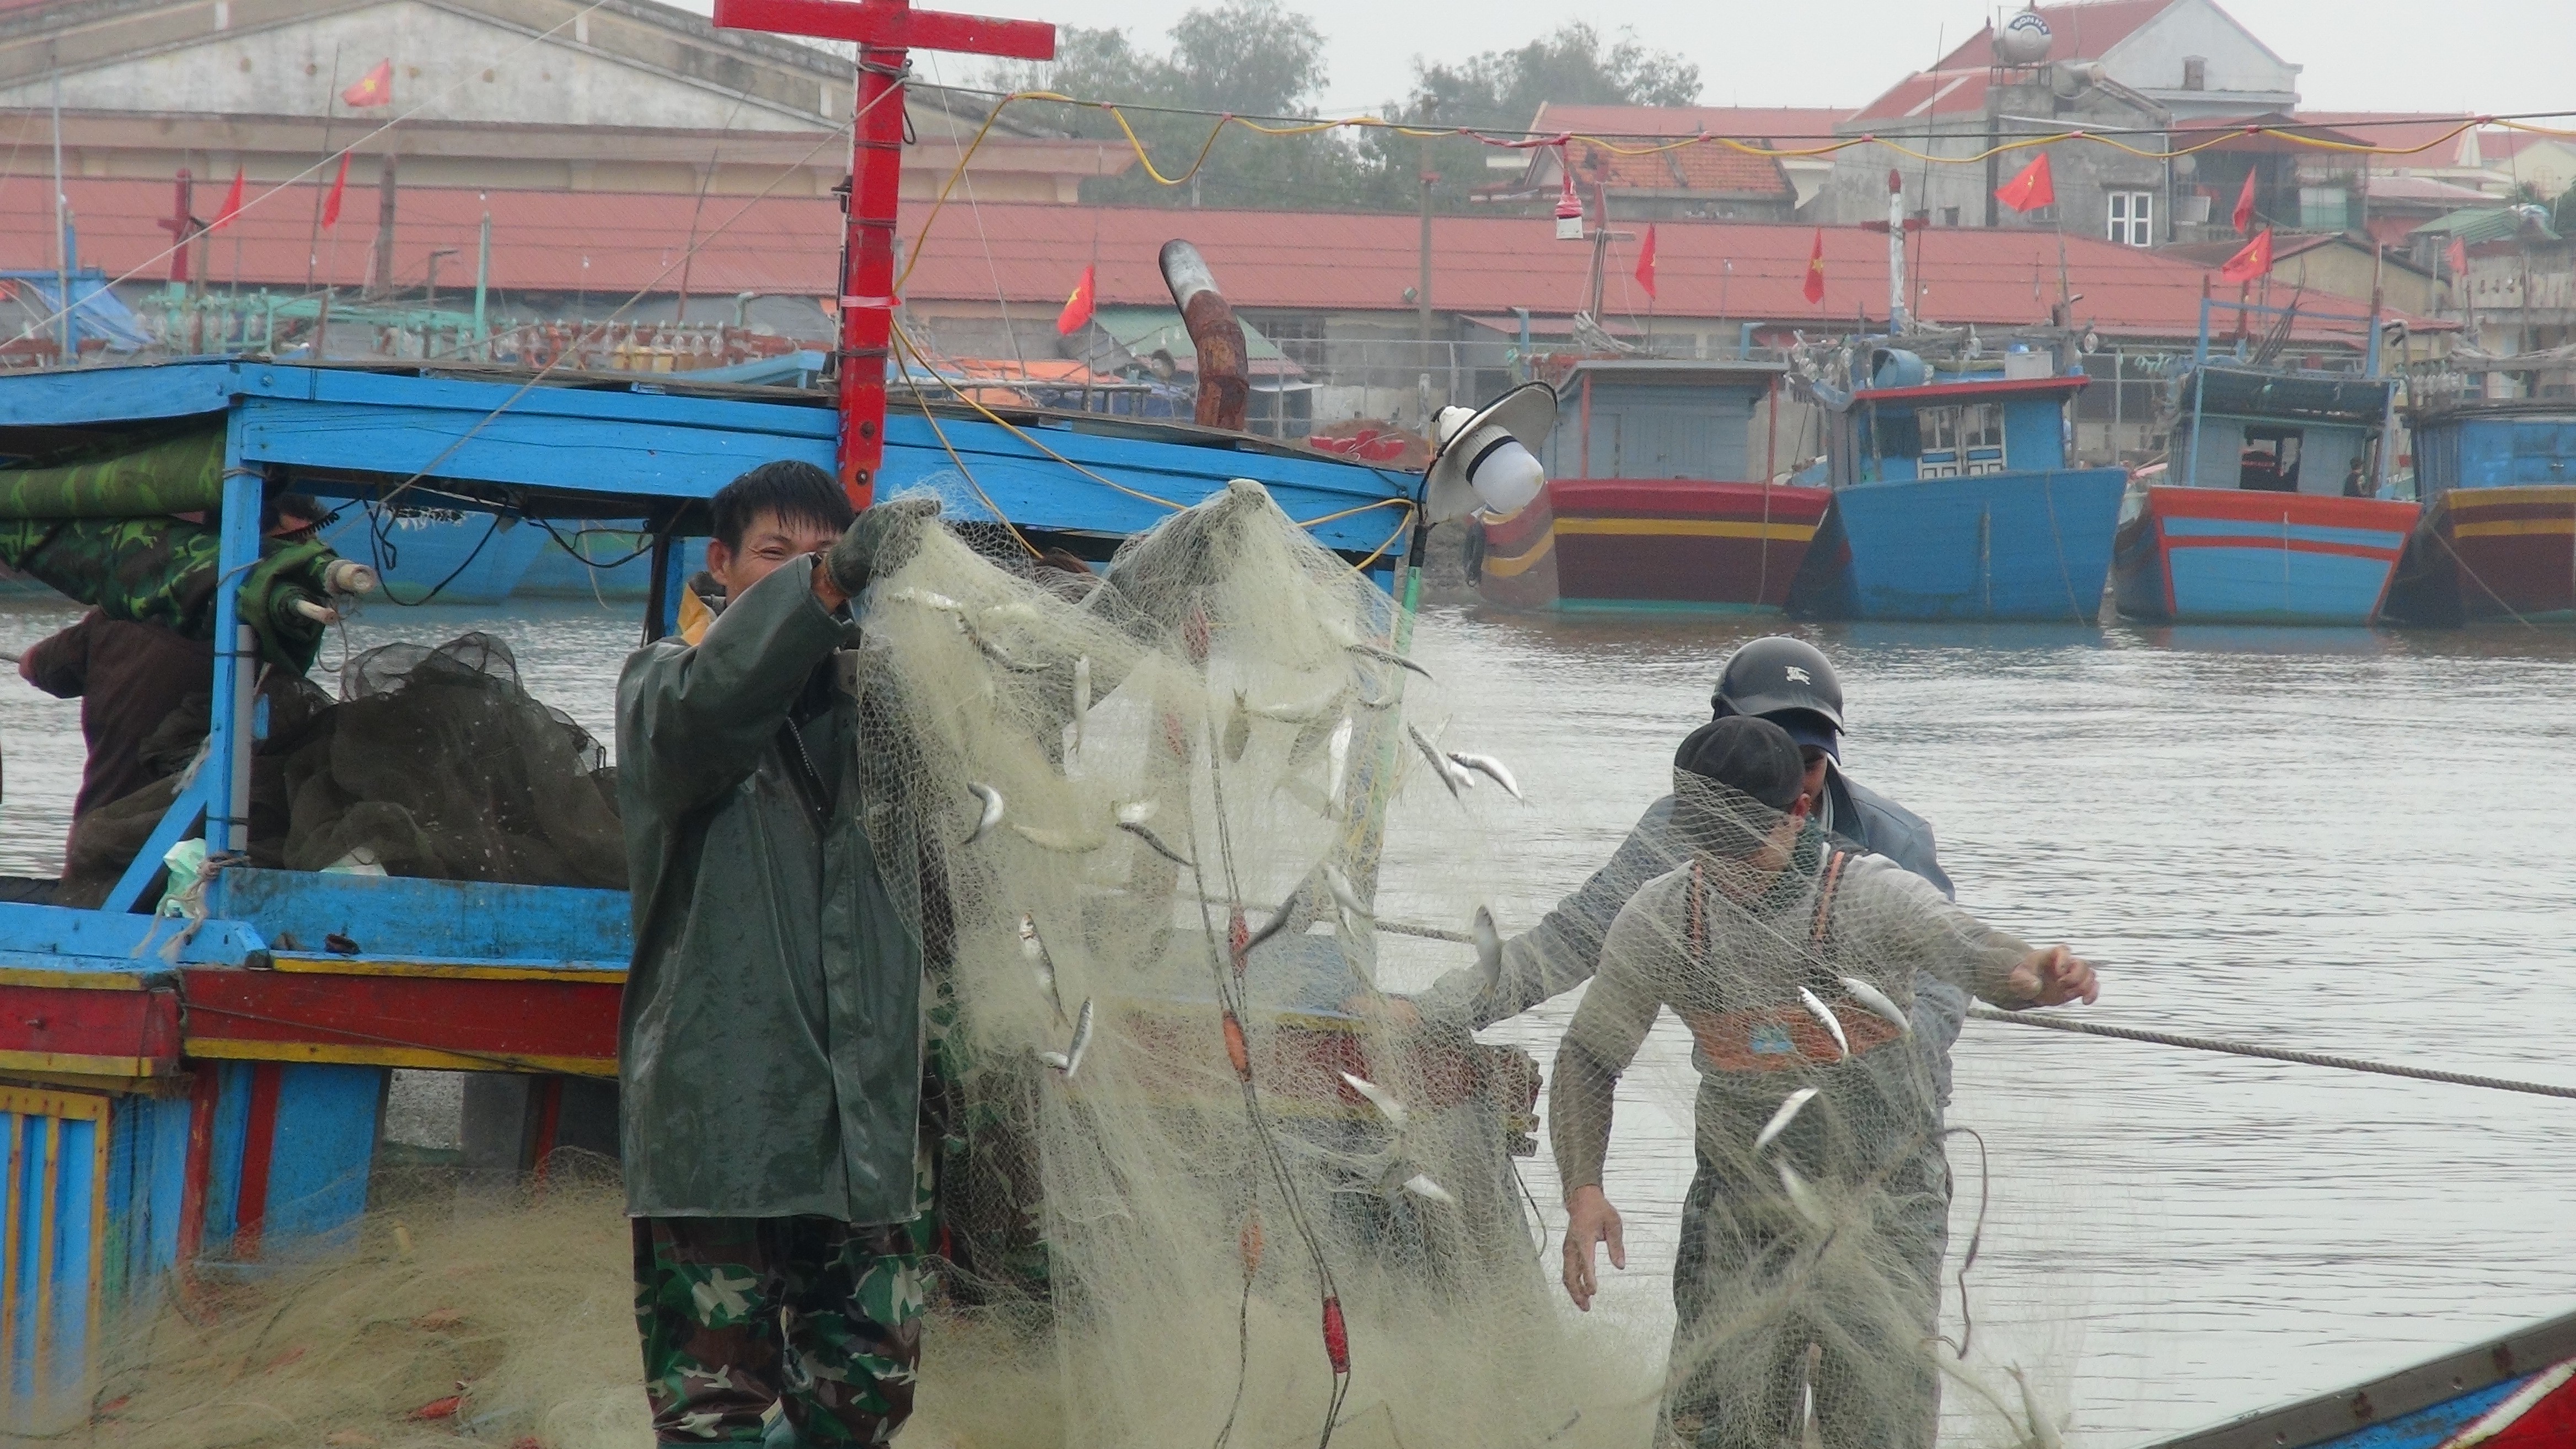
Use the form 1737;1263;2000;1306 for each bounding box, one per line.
2145;1303;2576;1449
517;520;707;602
1788;347;2127;621
2113;302;2418;625
1471;358;1827;613
321;506;552;605
2385;400;2576;624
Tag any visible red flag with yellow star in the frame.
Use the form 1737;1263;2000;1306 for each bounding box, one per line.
1802;228;1826;305
342;58;393;109
1055;264;1096;335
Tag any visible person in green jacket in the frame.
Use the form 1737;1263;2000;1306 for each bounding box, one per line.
616;460;941;1446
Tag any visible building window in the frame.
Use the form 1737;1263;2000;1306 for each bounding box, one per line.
2298;187;2350;230
1942;206;1961;227
2182;56;2206;91
2107;191;2154;246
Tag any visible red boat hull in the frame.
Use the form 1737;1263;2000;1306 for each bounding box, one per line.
2386;485;2576;624
1473;477;1827;611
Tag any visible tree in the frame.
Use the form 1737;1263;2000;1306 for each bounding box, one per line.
985;0;1372;210
1360;23;1702;213
2554;180;2576;239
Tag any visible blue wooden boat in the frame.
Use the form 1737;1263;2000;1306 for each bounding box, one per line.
1788;348;2127;621
2385;400;2576;625
0;357;1413;1431
2113;299;2420;626
319;503;555;604
515;519;709;601
2146;1305;2576;1449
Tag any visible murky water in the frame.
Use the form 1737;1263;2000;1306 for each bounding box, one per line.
4;593;2570;1445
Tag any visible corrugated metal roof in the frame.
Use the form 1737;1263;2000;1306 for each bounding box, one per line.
5;178;2448;340
2409;206;2562;245
1568;138;1788;197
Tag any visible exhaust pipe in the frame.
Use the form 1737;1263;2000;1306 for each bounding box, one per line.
1159;239;1248;431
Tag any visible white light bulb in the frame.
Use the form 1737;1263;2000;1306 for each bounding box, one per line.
1467;436;1546;515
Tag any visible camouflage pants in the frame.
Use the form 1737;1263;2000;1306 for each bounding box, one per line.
631;1216;927;1446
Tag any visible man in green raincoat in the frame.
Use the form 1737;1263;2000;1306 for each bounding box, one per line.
616;460;941;1446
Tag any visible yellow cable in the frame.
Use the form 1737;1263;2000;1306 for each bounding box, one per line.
890;326;1042;558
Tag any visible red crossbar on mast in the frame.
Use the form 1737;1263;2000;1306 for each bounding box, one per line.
713;0;1055;511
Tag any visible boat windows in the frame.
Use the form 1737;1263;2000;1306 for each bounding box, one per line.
2239;427;2304;491
1913;403;2006;477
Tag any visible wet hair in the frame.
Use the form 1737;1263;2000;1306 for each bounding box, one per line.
1671;715;1805;857
710;460;854;551
261;490;328;534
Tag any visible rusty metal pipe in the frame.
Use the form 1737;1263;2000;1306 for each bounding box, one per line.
1160;239;1249;431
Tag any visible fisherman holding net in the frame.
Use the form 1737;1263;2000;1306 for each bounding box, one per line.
616;461;944;1446
1552;715;2098;1449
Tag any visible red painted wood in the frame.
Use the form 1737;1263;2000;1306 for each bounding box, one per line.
528;1077;565;1184
174;1066;220;1272
713;0;1054;57
0;982;181;1069
713;0;1054;509
2481;1367;2576;1446
232;1062;282;1260
178;968;622;1068
2145;487;2419;532
2162;535;2402;561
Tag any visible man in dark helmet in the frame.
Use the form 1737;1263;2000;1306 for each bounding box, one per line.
1412;636;1956;1050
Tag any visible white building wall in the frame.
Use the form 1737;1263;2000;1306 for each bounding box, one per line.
0;2;833;130
2103;0;2300;119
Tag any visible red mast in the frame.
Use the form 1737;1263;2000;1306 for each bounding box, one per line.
713;0;1055;511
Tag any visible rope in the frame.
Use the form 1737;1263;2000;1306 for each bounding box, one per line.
1967;1004;2576;1100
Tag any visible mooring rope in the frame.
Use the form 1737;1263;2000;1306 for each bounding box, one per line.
1969;1004;2576;1101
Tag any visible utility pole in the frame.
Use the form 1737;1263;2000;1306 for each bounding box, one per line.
371;153;398;300
1886;168;1907;333
1416;136;1435;349
473;204;491;358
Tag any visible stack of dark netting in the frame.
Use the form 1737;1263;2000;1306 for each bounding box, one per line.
277;633;626;889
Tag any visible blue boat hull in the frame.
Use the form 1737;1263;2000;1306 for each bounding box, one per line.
321;509;553;605
516;521;709;600
2112;487;2420;625
1788;468;2126;621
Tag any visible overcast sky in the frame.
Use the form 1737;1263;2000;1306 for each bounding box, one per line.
673;0;2573;120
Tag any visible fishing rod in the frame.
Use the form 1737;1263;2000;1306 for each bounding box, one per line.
1969;1004;2576;1101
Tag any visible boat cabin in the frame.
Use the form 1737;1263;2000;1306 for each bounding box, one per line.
2411;401;2576;498
1543;357;1790;484
2171;367;2393;498
1828;350;2083;486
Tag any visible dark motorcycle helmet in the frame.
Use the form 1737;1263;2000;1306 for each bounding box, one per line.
1710;636;1844;732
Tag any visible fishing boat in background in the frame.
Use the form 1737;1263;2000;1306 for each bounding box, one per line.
2113;298;2419;625
1786;346;2127;621
1471;357;1826;612
321;505;552;604
516;520;709;602
2385;399;2576;624
2146;1304;2576;1449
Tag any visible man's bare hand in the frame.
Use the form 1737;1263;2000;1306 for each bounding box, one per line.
1561;1184;1625;1312
2003;945;2099;1007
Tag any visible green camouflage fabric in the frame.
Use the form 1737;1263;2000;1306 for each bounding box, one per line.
632;1150;935;1445
0;518;340;670
0;428;224;519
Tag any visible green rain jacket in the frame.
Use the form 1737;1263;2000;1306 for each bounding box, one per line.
615;555;925;1223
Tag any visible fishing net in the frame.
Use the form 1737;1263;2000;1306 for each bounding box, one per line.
274;634;627;889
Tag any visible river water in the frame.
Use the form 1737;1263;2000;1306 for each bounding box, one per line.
3;593;2570;1446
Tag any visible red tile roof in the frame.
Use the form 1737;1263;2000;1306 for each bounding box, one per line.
1929;0;2176;71
2293;112;2484;165
1850;70;1994;126
1565;137;1789;197
4;178;2440;341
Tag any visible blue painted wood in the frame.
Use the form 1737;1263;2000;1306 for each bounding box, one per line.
0;901;260;968
1798;467;2127;621
206;868;632;964
0;360;235;429
1;1093;104;1414
209;447;260;857
254;1064;382;1257
2000;395;2068;470
242;363;839;438
201;1062;251;1251
320;508;554;605
99;767;214;916
105;1093;192;1305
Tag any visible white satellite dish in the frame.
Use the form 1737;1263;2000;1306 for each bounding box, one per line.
1995;8;2054;66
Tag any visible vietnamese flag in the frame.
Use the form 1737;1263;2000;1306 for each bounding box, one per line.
2231;168;2258;234
1802;228;1826;305
1994;152;2055;213
1054;264;1096;335
1634;223;1658;300
320;152;350;228
2447;235;2469;278
2220;227;2273;285
342;58;394;109
210;166;245;231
